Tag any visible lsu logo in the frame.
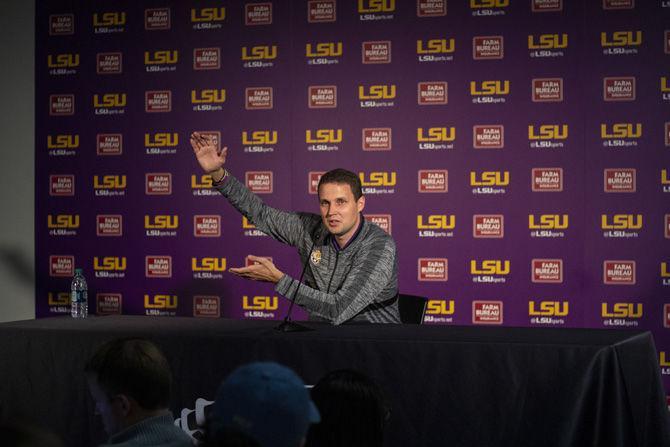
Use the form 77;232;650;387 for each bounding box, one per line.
601;31;642;47
528;214;569;229
663;262;670;278
358;85;396;100
417;215;455;230
528;34;568;49
470;0;509;7
93;93;126;108
243;130;277;145
93;12;126;26
358;0;395;13
306;129;342;143
191;257;227;272
470;171;509;186
242;45;277;60
600;123;642;138
528;125;568;140
661;352;670;367
48;215;79;229
191;7;225;22
47;134;79;149
191;88;226;104
417;127;455;142
470;260;510;275
426;300;455;315
47;54;79;68
243;296;279;310
306;42;343;57
662;77;670;93
601;214;643;230
93;175;126;189
470;81;509;95
191;174;213;189
94;256;126;271
144;50;178;65
528;301;569;317
144;295;178;309
48;292;70;306
145;133;178;147
144;215;179;229
417;39;455;54
601;303;643;318
359;172;396;187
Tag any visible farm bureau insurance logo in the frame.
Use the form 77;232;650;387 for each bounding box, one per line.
473;125;503;149
418;82;448;105
417;38;454;62
50;175;74;196
418;170;448;193
470;80;509;104
48;53;79;76
145;173;172;195
145;215;178;237
359;171;396;194
308;1;336;23
417;214;455;238
50;94;74;116
417;0;446;17
529;301;568;326
528;33;567;58
145;133;178;155
418;258;448;281
49;14;74;35
243;130;277;153
423;299;455;325
531;259;563;283
601;122;641;148
471;259;509;284
417;126;455;150
532;78;563;102
194;215;221;237
94;175;126;197
145;8;170;30
47;134;78;157
532;168;563;192
601;302;642;327
470;0;508;17
194;48;221;70
603;260;635;285
472;301;503;325
531;0;562;12
93;12;126;34
245;3;272;25
306;42;342;65
97;215;122;237
192;89;226;112
528;124;567;149
144;295;178;316
146;256;172;278
358;0;395;21
193;296;220;318
97;134;122;155
601;213;642;239
365;215;391;234
192;257;226;279
529;214;568;238
473;215;503;238
243;295;278;319
603;77;635;101
470;170;508;195
362;41;391;64
191;7;225;30
308;85;337;108
604;168;636;193
145;91;172;113
96;294;122;315
246;87;273;109
473;36;503;59
48;214;78;236
50;255;74;277
97;53;122;74
362;128;391;151
246;171;273;193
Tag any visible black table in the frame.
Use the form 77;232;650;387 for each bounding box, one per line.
0;316;668;447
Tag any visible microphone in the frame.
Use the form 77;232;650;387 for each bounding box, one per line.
274;226;324;332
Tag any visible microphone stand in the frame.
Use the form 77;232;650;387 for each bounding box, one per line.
275;229;322;332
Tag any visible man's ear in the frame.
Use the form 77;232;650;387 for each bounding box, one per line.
357;195;366;212
114;394;133;417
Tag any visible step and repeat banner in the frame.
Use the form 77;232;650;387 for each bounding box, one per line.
37;0;670;388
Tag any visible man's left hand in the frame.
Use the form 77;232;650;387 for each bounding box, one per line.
229;255;284;284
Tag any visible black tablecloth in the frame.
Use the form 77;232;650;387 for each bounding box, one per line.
0;316;668;447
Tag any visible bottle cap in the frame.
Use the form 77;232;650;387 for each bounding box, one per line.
75;268;83;275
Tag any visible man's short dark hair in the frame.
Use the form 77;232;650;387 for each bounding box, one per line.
84;338;172;410
317;169;363;201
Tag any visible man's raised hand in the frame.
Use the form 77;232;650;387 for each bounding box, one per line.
190;132;228;177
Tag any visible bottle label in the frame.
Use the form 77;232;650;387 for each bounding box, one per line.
71;290;87;304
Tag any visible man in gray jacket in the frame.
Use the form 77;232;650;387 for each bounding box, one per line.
190;132;400;325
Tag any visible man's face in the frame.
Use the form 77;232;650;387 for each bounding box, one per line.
318;182;365;238
87;375;124;437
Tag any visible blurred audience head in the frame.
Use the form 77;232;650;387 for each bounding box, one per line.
84;337;172;436
205;362;320;447
305;369;390;447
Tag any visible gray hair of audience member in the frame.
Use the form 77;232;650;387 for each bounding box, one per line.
304;369;390;447
84;337;172;409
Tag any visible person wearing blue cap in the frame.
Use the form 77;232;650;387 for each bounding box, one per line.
203;362;320;447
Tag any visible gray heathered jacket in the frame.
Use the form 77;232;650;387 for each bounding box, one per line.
215;173;400;325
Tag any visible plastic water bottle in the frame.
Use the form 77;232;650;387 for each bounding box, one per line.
71;268;88;318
